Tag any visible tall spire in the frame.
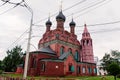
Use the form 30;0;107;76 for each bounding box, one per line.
59;0;63;12
82;23;91;39
56;0;66;31
83;23;88;33
56;0;65;22
81;23;94;63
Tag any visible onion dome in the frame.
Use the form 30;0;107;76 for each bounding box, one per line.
46;18;52;25
69;19;76;26
56;11;66;22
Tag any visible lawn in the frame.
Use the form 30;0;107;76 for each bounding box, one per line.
1;73;120;80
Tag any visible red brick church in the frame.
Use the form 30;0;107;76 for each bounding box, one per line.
16;10;97;76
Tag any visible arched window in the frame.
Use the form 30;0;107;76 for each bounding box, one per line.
68;48;72;54
60;46;64;55
68;63;75;72
94;68;97;74
41;63;45;72
75;50;79;61
32;57;36;68
87;40;89;46
88;67;92;74
82;67;86;73
77;66;81;74
55;34;59;39
83;40;85;46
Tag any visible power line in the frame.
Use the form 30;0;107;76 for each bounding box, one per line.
66;0;107;18
33;0;110;27
73;0;112;21
0;0;24;15
5;0;88;48
76;20;120;27
7;28;29;50
33;20;120;38
5;0;114;50
91;28;120;34
63;0;87;12
1;0;24;6
34;0;108;25
33;20;120;40
0;0;9;7
33;0;87;25
0;5;18;15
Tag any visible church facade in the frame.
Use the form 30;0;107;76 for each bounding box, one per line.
16;10;97;76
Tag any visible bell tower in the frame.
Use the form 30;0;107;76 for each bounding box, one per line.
81;24;94;63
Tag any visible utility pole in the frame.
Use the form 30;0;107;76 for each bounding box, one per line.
1;0;33;79
23;2;33;79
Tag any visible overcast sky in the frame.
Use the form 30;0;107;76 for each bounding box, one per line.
0;0;120;60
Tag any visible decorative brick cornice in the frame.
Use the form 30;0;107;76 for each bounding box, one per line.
42;39;80;49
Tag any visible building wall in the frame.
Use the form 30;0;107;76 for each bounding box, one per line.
50;43;80;57
64;55;77;76
28;53;57;76
40;61;64;76
77;63;97;76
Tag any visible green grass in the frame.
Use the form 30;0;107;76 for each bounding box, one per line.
76;76;120;80
1;73;120;80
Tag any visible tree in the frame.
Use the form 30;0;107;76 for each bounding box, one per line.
3;46;24;72
101;53;112;71
0;60;4;70
0;60;2;68
108;62;120;80
101;50;120;71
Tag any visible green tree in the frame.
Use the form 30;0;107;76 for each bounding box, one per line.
0;60;4;70
3;46;24;72
0;60;2;68
101;50;120;71
0;60;3;74
101;53;112;71
108;62;120;80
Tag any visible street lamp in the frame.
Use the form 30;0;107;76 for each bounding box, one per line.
23;2;33;79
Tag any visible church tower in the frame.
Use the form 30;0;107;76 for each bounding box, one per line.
56;11;66;31
69;18;76;34
45;17;52;32
81;24;94;63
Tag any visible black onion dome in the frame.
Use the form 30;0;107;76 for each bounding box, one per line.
69;19;76;26
46;19;52;25
56;11;66;22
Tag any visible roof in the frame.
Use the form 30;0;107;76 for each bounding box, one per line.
46;18;52;25
69;19;76;26
56;11;66;21
59;52;69;59
30;46;56;55
77;61;96;65
83;24;89;33
41;58;63;62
